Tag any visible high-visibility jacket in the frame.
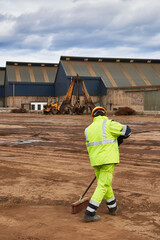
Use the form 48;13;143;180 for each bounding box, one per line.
85;116;129;166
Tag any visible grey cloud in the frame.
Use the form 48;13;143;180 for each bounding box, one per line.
0;0;160;66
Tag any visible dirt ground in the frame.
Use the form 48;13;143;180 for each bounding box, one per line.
0;112;159;240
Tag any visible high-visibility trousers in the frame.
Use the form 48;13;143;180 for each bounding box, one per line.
91;164;115;204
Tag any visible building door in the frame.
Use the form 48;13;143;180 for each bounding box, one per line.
144;90;160;110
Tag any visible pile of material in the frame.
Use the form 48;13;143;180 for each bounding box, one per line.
12;108;27;113
115;107;136;116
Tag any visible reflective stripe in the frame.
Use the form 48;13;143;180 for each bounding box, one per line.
107;202;117;209
102;119;107;140
121;125;127;135
85;127;89;142
86;119;117;147
87;139;117;147
86;206;95;212
90;199;100;207
106;196;115;203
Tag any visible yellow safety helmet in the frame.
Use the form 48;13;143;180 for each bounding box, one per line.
91;106;107;119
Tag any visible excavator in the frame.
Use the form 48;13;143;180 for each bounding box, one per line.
43;74;95;115
43;97;61;114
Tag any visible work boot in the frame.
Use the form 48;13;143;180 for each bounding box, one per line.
106;196;118;216
109;206;119;216
84;199;100;222
84;214;100;222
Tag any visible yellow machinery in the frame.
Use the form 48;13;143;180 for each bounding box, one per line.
43;75;95;115
43;97;61;114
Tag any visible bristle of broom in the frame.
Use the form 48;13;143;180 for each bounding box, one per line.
71;197;89;214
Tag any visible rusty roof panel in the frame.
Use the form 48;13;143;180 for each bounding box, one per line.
19;67;30;83
71;62;91;76
61;61;72;76
6;63;58;83
7;67;17;82
32;67;45;83
90;62;113;88
153;64;160;74
138;64;160;85
105;63;132;87
60;57;160;88
121;63;147;86
46;68;57;83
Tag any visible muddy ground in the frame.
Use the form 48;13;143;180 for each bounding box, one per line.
0;112;159;240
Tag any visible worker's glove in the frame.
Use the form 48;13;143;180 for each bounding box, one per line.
117;136;124;146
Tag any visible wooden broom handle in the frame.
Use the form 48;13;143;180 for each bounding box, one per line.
80;176;96;200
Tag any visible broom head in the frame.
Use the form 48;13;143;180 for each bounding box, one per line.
71;197;89;214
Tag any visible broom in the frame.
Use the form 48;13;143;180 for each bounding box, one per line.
71;176;96;214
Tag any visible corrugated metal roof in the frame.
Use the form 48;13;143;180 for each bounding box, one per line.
102;63;132;87
60;57;160;88
90;62;113;88
6;62;58;83
32;68;45;83
121;63;145;86
19;67;31;83
137;64;159;85
7;67;17;82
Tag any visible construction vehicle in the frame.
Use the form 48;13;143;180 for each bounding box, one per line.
43;74;95;115
43;97;61;114
43;78;75;114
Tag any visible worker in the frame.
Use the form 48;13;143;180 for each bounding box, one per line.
84;106;131;222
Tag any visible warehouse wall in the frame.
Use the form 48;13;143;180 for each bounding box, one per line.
71;77;106;96
0;86;5;107
5;82;55;97
58;89;143;112
0;68;5;106
55;62;69;96
6;87;159;111
105;87;160;112
105;88;143;111
4;82;55;107
5;96;49;108
144;89;160;110
0;86;4;97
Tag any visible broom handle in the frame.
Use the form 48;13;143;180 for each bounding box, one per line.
80;176;96;201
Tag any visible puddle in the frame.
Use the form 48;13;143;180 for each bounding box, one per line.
13;139;42;145
0;139;42;145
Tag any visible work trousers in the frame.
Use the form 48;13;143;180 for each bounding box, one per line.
91;164;115;204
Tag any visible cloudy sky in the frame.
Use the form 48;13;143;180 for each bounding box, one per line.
0;0;160;66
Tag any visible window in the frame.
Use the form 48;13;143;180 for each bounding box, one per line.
38;104;41;110
31;105;35;110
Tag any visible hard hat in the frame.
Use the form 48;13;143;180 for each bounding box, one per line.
91;106;107;119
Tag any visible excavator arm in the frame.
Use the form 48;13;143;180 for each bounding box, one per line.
60;78;76;114
80;79;95;111
62;78;75;104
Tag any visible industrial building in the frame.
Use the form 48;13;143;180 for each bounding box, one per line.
0;56;160;112
56;56;160;112
4;61;58;110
